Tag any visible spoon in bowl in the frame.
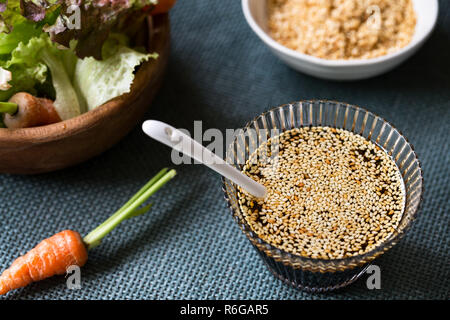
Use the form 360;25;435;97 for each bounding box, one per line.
142;120;267;199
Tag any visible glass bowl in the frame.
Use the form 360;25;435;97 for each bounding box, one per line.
222;100;423;292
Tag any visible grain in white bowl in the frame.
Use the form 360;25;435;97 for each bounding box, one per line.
268;0;416;60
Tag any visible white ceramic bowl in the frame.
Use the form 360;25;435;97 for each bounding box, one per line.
242;0;438;80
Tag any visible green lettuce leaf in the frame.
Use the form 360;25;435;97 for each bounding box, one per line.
74;36;157;111
3;34;81;119
0;59;46;102
0;0;59;54
0;1;60;102
0;0;39;52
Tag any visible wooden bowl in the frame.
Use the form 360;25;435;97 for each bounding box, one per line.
0;14;170;174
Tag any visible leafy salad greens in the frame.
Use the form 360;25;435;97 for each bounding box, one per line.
0;0;158;124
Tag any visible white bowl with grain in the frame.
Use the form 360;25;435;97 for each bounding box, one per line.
242;0;438;80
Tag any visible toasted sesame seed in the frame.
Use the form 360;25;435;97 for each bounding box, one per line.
238;127;405;259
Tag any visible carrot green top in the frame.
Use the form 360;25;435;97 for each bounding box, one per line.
83;168;176;250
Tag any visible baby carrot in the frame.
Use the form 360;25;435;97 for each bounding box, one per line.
0;168;176;295
0;230;87;295
1;92;61;129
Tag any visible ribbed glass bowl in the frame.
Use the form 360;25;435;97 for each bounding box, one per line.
222;100;423;292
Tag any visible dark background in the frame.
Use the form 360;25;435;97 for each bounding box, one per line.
0;0;448;299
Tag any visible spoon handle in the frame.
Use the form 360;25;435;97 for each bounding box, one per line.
142;120;267;199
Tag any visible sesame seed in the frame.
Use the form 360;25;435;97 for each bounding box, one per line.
238;127;405;259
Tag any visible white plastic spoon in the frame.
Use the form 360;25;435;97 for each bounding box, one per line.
142;120;267;199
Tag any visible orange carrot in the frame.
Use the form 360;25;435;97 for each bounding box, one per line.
0;230;87;295
1;92;61;129
151;0;177;15
0;168;176;296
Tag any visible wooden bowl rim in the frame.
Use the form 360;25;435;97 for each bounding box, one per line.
0;14;169;144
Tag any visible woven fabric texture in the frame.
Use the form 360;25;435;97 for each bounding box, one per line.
0;0;449;300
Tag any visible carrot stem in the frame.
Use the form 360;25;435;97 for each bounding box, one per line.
83;168;176;250
126;203;153;219
98;168;168;227
0;102;18;115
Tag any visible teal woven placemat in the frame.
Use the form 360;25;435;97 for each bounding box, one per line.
0;0;448;300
